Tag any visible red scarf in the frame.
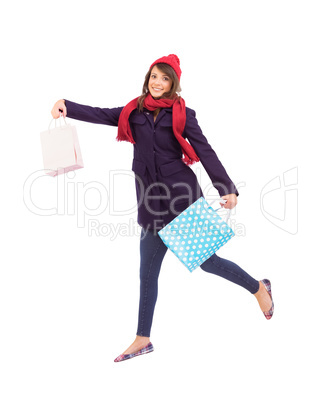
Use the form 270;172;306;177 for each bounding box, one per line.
117;93;200;166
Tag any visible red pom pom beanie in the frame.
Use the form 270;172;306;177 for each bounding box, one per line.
150;54;182;81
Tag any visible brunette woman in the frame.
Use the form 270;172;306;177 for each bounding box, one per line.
51;54;274;363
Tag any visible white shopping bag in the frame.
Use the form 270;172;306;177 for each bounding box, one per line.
40;116;84;176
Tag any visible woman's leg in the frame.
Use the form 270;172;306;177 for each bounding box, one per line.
200;254;272;313
118;227;168;356
136;227;168;337
200;253;260;294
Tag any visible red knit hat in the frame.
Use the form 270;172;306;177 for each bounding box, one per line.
150;54;182;81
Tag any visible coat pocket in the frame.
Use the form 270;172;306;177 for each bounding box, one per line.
132;159;147;176
159;159;186;177
130;114;146;125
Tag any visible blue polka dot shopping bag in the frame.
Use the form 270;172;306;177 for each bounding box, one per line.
158;197;235;272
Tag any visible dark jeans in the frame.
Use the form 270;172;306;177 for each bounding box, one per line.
136;227;260;337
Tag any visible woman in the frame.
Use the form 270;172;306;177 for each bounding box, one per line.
51;54;274;363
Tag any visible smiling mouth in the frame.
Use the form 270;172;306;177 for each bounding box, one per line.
152;88;163;91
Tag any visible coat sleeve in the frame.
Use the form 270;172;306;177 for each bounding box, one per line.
64;99;124;126
184;108;239;197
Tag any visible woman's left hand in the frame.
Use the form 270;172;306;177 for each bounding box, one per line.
220;194;238;209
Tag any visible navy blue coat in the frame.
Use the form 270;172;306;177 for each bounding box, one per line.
64;99;239;233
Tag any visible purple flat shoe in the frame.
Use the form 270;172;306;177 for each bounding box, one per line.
114;342;154;363
261;279;274;320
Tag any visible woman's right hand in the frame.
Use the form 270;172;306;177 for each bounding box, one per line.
51;99;67;119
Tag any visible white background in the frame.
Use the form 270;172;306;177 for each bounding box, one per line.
1;0;320;401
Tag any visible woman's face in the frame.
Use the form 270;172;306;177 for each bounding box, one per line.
148;65;173;98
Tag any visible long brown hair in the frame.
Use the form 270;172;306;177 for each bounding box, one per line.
137;63;182;112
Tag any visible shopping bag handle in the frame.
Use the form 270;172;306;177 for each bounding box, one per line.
208;197;232;221
48;115;67;131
